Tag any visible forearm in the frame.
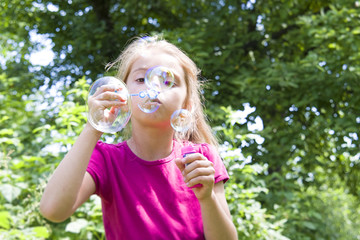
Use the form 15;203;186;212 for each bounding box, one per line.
40;123;102;221
200;192;238;240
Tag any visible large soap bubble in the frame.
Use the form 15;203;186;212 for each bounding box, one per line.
87;76;131;133
170;109;192;132
87;67;183;133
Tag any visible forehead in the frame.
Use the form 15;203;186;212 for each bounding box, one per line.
131;49;184;78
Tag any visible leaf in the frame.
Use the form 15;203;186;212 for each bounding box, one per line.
351;27;360;35
327;43;338;49
0;184;21;203
302;221;317;230
0;129;14;135
65;219;88;233
0;137;20;145
0;211;11;229
32;226;50;238
32;124;52;133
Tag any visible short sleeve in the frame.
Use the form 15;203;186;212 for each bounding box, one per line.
86;141;109;198
200;143;229;184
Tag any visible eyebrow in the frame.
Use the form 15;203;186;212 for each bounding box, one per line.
132;67;181;81
132;67;148;73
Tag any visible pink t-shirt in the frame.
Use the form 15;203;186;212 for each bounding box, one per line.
87;140;229;240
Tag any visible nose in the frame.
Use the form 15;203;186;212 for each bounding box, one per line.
147;89;159;100
150;75;162;92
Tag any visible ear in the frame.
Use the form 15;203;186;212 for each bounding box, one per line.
182;100;193;113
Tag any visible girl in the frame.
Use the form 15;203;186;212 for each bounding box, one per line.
40;36;237;240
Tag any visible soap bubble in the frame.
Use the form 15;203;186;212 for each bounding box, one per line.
87;67;177;133
145;66;175;92
131;89;160;113
137;95;160;113
88;77;131;133
171;109;192;132
131;66;174;114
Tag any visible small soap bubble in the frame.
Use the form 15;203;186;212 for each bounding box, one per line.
171;109;192;132
146;89;159;100
130;66;174;114
137;95;160;113
88;76;131;133
145;66;175;92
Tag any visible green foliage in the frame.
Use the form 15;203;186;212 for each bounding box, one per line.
1;0;360;239
218;107;288;239
224;160;289;240
0;71;52;238
277;186;360;240
0;75;105;239
218;104;360;239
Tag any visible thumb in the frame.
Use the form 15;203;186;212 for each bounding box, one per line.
174;157;185;172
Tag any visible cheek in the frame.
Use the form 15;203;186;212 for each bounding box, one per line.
180;87;188;104
173;89;188;108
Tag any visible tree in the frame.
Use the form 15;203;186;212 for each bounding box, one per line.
1;0;360;239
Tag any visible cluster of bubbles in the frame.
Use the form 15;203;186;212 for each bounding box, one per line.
87;66;192;134
130;66;175;113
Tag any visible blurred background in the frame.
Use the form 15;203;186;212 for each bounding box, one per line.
1;0;360;239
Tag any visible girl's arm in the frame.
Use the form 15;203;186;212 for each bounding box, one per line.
199;181;238;240
40;85;127;222
176;154;238;240
39;123;101;222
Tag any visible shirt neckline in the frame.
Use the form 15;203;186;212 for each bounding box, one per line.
124;140;179;166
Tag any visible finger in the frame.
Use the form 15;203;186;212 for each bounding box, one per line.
100;100;127;109
93;84;127;99
109;106;119;115
96;91;127;102
174;158;185;173
186;175;215;188
92;84;121;97
183;165;215;184
182;153;207;166
183;161;214;189
182;159;213;175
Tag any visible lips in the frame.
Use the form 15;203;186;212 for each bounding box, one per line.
150;98;161;104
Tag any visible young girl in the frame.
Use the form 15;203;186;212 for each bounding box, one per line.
40;36;237;240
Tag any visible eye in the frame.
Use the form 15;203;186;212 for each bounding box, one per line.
163;79;175;88
136;78;145;83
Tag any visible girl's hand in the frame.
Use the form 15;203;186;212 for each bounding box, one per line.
88;84;128;126
175;153;215;201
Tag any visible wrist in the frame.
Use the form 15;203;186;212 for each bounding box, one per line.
198;191;216;205
84;122;103;138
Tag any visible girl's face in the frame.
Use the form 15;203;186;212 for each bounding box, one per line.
126;49;188;128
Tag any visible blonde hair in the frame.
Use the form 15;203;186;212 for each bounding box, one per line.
106;36;218;147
